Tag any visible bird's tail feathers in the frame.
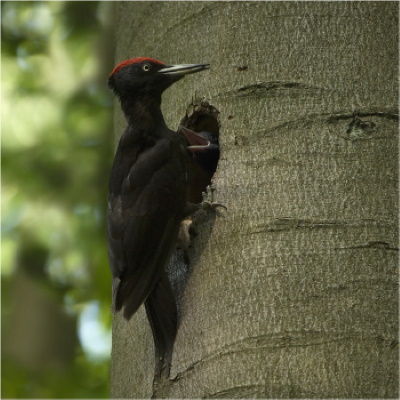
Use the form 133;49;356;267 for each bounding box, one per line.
145;271;177;376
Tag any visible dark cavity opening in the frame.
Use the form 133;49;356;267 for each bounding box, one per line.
179;101;220;203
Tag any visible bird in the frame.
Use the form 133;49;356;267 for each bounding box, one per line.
180;127;220;203
106;57;210;375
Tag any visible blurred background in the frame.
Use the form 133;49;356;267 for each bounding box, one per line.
2;1;116;397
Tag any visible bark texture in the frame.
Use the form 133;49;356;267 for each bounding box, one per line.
110;2;398;398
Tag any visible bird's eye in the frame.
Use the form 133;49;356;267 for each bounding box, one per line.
143;64;151;72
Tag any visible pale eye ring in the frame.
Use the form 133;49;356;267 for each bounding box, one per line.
143;64;151;72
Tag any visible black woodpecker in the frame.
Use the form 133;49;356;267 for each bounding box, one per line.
106;57;210;375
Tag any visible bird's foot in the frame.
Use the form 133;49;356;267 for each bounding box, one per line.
194;200;227;220
200;200;227;213
200;184;226;213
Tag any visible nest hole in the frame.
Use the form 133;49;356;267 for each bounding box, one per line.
180;102;221;203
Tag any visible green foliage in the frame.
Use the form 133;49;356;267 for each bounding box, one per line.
2;353;110;399
2;1;115;397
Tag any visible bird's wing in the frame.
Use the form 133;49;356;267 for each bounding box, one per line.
106;136;187;318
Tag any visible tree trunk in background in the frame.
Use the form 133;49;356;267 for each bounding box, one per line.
110;2;398;398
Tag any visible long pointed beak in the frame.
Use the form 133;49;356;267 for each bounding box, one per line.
158;63;210;76
180;126;212;152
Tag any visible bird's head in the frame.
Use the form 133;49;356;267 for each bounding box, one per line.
108;57;210;100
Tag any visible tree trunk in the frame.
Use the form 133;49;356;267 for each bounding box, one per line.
110;2;398;398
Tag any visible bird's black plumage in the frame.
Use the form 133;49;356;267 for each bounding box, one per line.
106;57;209;374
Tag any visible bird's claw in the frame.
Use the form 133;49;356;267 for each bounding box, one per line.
200;200;227;213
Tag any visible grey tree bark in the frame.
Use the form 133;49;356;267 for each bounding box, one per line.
110;2;398;398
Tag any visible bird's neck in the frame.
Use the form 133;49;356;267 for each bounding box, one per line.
121;94;167;133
